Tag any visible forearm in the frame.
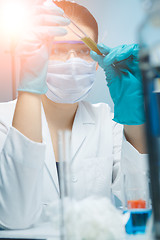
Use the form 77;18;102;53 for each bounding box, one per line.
0;126;45;229
124;124;147;154
12;92;42;143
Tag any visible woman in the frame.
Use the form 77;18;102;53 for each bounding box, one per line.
0;0;148;229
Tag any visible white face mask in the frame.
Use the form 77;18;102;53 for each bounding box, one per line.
46;58;96;104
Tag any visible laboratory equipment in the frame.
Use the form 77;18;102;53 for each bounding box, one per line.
58;130;72;199
138;0;160;239
90;43;146;125
57;131;126;240
63;13;103;56
50;40;92;62
123;168;151;234
125;209;152;234
58;130;72;240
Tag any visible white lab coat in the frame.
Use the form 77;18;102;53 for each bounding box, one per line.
0;100;148;229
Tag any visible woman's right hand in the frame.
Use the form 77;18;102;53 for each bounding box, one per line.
17;0;70;95
12;0;69;142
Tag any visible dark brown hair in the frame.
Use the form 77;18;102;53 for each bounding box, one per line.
53;1;98;42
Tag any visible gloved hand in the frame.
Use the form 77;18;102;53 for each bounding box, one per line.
90;43;145;125
17;0;69;95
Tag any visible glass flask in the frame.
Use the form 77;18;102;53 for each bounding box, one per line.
123;163;151;234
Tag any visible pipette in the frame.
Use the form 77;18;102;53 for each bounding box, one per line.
64;14;103;56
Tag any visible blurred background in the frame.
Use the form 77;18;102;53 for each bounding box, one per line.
0;0;145;111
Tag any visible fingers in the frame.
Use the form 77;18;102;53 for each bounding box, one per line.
90;51;104;68
90;51;99;61
34;14;70;26
97;43;110;55
18;25;67;47
103;49;119;66
32;5;64;16
115;44;139;62
115;44;138;62
91;43;140;70
103;44;139;66
33;26;67;40
18;1;69;49
30;4;70;28
132;44;140;57
90;51;102;62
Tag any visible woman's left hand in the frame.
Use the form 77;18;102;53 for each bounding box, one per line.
90;43;146;125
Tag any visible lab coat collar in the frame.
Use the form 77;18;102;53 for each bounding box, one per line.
41;104;60;196
41;101;95;195
71;101;95;160
79;101;95;125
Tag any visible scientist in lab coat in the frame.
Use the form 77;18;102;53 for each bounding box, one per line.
0;0;148;229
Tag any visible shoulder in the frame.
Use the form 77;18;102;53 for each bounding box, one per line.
81;101;113;121
0;100;17;126
80;101;123;134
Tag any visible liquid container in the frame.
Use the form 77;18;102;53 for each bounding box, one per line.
81;37;103;55
125;209;152;234
123;168;151;234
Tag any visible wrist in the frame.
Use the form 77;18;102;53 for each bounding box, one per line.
124;124;147;154
17;91;42;101
13;92;43;143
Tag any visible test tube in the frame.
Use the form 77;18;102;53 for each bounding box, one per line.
58;130;72;240
81;36;103;56
63;13;103;56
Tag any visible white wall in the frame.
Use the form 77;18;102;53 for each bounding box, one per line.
0;0;145;109
82;0;145;110
0;36;13;102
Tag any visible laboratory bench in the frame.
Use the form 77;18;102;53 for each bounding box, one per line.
0;221;149;240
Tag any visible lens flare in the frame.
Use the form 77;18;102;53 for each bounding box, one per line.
1;0;29;38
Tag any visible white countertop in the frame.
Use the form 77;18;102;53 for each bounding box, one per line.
0;221;150;240
0;221;59;239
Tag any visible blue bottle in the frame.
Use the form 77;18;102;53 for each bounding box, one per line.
125;209;152;234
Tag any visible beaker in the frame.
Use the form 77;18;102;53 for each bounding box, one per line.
58;130;78;240
123;169;152;234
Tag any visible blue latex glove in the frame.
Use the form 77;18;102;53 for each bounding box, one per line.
90;43;145;125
